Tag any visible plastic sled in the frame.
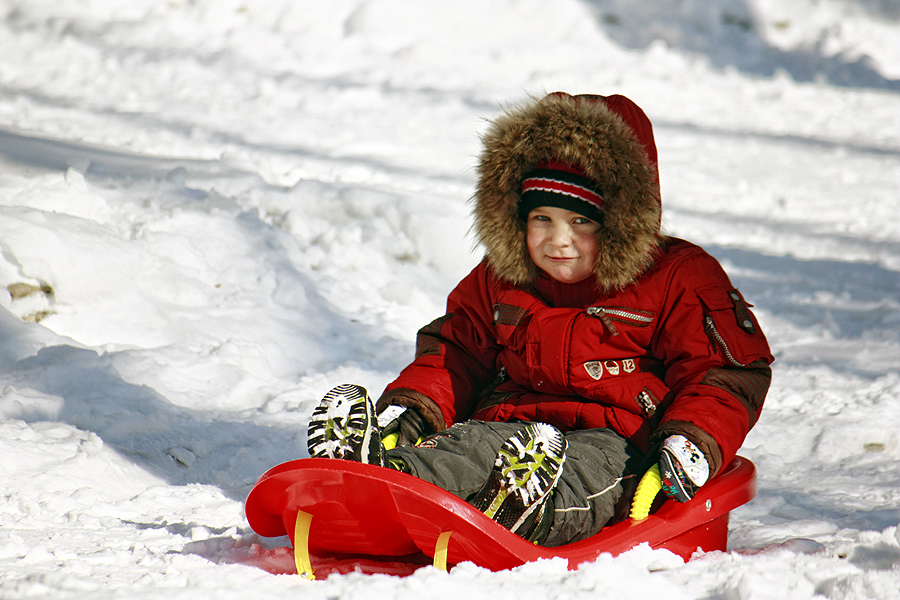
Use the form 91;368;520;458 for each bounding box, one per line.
244;456;756;579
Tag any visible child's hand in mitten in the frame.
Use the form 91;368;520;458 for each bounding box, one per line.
658;435;710;502
378;405;432;449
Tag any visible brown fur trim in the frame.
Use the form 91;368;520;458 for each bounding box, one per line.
472;93;662;291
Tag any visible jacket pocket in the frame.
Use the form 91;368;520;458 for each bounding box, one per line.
577;369;670;418
697;286;773;367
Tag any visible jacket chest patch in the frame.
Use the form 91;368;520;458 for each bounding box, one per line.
584;358;637;380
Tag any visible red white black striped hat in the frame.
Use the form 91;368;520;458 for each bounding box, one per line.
519;159;605;223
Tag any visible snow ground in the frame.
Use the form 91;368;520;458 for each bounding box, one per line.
0;0;899;598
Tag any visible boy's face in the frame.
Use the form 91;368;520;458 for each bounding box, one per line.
526;206;600;284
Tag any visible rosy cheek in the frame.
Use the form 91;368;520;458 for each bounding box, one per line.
525;235;541;261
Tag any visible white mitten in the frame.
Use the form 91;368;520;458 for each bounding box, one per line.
658;435;710;503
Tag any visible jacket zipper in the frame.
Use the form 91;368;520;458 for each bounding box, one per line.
586;307;655;336
586;307;618;335
602;308;654;324
704;315;746;367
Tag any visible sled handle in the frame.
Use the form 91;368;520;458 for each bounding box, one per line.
629;463;663;520
293;510;316;580
433;531;453;571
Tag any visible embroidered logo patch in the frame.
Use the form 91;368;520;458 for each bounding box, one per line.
584;361;604;380
585;359;639;380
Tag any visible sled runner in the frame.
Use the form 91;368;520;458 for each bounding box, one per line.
244;456;756;579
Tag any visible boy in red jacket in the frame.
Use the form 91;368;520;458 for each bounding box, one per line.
307;92;774;546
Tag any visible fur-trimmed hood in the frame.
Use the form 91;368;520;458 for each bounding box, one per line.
472;93;662;292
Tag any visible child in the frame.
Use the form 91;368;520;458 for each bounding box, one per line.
307;92;774;547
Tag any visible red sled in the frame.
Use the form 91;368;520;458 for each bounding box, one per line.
244;456;756;579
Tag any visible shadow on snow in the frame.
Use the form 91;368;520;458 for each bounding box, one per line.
579;0;900;91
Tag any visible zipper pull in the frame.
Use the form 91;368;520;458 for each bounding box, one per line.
635;389;657;418
586;307;619;336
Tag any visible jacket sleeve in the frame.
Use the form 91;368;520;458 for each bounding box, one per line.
649;250;774;476
377;262;503;430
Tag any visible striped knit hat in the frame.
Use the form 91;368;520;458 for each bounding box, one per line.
518;159;605;224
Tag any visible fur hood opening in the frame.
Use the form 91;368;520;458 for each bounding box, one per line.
472;92;663;292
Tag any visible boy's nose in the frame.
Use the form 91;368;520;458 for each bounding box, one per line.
549;224;573;246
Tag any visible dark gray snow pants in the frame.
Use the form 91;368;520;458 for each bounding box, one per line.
386;420;646;547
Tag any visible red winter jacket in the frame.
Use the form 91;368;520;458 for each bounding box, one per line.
379;237;773;475
376;92;774;476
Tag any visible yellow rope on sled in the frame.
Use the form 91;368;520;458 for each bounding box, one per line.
629;463;663;520
293;510;315;580
433;531;453;572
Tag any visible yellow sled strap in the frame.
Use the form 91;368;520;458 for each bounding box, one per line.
293;510;315;580
433;531;453;572
629;463;663;520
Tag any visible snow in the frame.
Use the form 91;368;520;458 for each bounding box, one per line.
1;0;899;597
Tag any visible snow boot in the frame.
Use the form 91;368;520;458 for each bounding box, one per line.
307;384;385;466
471;422;566;541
